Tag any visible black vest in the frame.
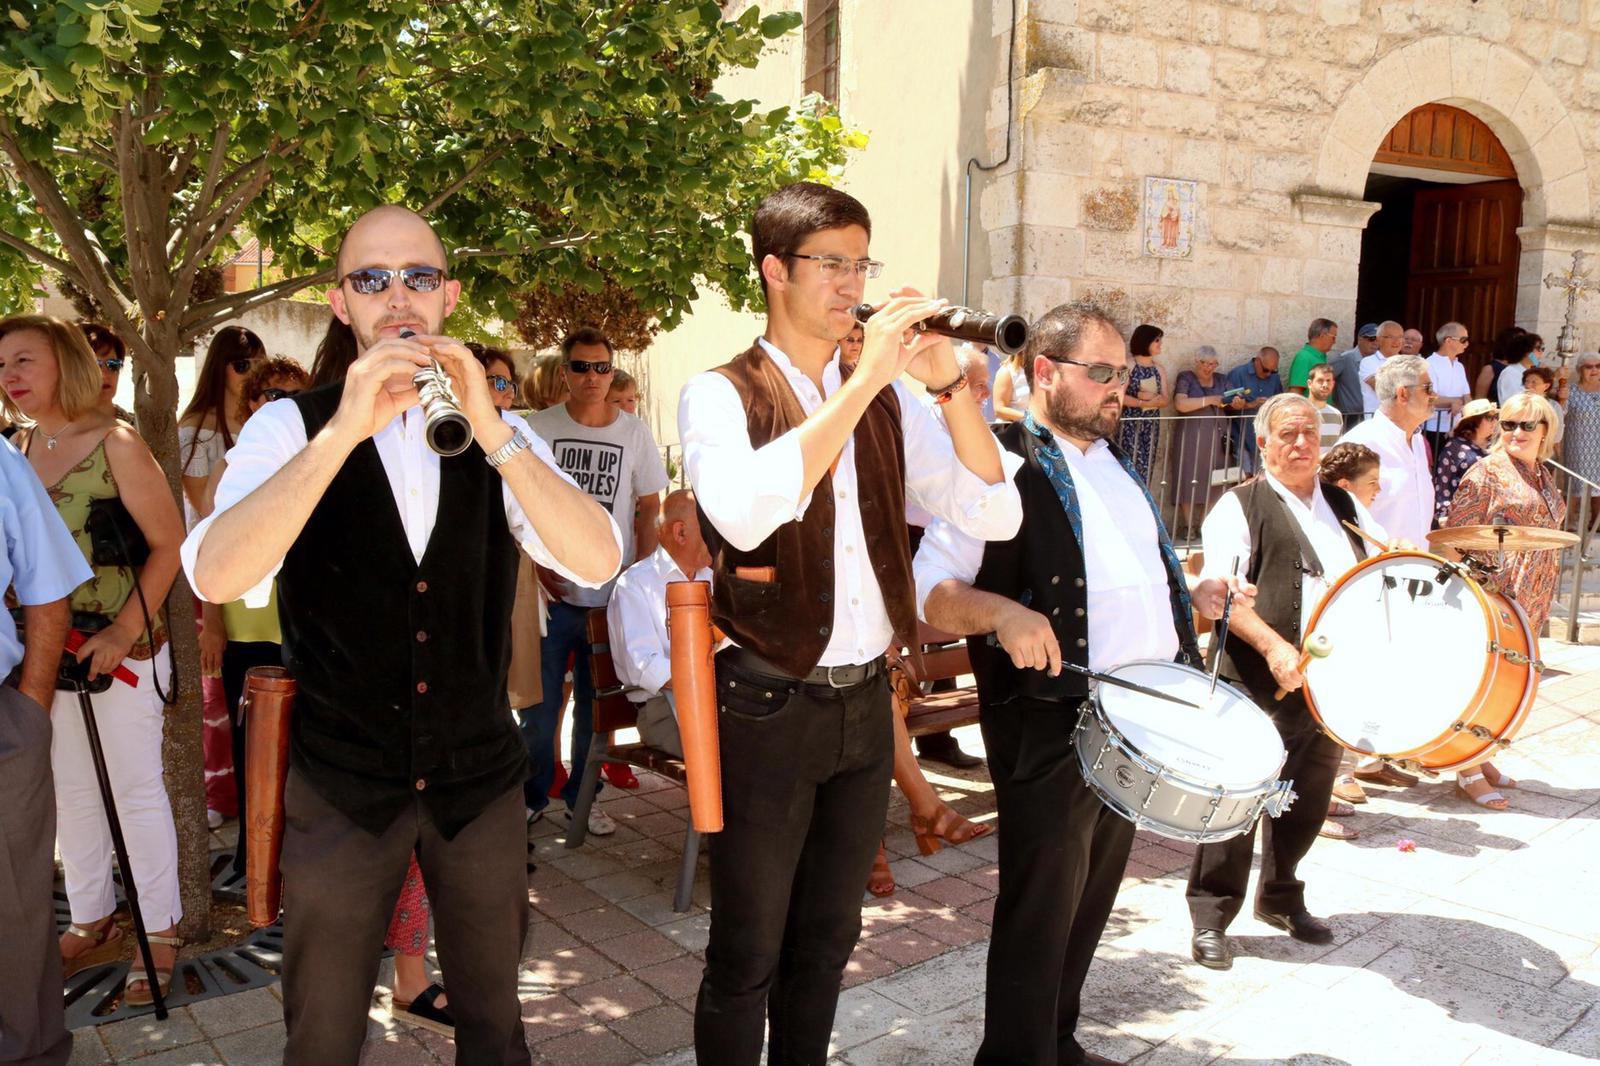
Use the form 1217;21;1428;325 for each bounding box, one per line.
276;384;526;838
1219;478;1367;711
967;422;1200;707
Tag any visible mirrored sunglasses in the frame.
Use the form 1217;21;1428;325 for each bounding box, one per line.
340;266;447;295
98;357;124;372
487;374;515;393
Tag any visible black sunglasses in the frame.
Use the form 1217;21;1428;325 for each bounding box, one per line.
98;357;124;372
567;359;613;375
1051;357;1131;385
1499;419;1543;433
340;266;447;295
230;357;260;375
487;374;515;394
262;387;303;402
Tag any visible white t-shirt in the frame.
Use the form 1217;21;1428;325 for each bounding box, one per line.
526;404;670;607
1358;353;1386;414
1497;363;1527;405
1425;353;1472;433
1007;364;1031;410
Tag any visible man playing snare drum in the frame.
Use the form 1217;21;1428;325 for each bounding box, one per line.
916;301;1249;1065
1187;392;1390;970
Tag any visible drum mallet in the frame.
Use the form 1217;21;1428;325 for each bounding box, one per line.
1275;633;1333;700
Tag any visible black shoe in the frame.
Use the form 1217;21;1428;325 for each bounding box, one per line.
1253;908;1334;944
916;734;983;769
1191;928;1232;970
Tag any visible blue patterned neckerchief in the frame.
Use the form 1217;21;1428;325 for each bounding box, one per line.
1022;412;1199;662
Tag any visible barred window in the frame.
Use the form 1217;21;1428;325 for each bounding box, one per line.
803;0;840;108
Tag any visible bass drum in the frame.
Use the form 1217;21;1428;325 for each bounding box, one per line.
1302;551;1540;772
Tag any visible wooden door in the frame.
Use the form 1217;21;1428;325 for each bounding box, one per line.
1406;180;1521;382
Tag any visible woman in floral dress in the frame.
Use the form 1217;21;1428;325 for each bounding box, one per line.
1445;392;1567;810
1432;398;1498;527
1116;324;1168;485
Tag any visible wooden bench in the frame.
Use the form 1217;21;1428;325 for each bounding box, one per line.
566;607;701;914
900;621;983;738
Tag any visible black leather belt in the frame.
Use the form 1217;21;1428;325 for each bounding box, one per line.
719;646;884;690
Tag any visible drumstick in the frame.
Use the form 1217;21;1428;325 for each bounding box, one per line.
1207;556;1239;698
1342;519;1389;555
1275;632;1333;700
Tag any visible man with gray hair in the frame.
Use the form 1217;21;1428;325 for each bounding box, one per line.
1402;327;1425;356
1287;317;1338;395
1359;320;1405;415
1337;354;1434;547
1425;321;1472;455
1189;392;1388;969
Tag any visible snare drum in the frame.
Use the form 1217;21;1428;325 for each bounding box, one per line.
1073;661;1296;844
1302;551;1540;772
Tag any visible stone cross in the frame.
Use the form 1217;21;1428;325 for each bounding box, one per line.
1542;249;1599;368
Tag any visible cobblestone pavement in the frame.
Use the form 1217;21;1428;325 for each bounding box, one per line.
70;640;1600;1065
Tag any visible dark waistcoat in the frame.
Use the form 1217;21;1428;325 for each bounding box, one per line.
967;422;1200;707
276;383;526;838
1219;478;1367;709
699;341;917;678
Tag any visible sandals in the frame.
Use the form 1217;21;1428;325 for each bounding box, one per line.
1456;771;1508;811
910;802;994;857
393;983;455;1038
1318;819;1360;840
62;919;125;978
124;934;182;1007
1481;763;1519;791
867;843;896;898
1326;800;1356;818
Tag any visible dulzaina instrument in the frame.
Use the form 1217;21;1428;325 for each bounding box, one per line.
242;667;297;928
1073;660;1296;844
1300;551;1539;773
665;580;723;833
850;302;1030;356
398;329;473;456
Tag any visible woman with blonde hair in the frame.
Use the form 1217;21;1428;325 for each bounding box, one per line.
0;314;185;1005
1443;391;1566;810
520;353;569;413
990;348;1030;422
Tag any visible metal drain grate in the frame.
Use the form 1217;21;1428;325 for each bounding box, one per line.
64;925;284;1029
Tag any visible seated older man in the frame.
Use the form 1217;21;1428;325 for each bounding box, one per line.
606;489;713;758
1188;394;1389;969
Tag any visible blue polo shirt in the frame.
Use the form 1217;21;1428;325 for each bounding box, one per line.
1223;358;1287;406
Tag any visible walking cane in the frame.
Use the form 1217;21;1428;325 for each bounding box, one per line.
72;678;169;1020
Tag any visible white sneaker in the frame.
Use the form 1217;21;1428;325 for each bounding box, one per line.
575;805;616;837
206;809;224;830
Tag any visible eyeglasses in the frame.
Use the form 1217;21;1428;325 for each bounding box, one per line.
261;387;303;402
1052;357;1131;385
230;357;260;375
487;374;515;393
98;357;124;372
785;253;885;280
1499;419;1543;433
1406;381;1435;395
567;359;613;375
340;266;447;295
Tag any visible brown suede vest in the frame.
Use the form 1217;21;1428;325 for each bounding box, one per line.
699;341;917;677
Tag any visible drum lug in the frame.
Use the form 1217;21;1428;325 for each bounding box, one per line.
1262;780;1297;819
1488;640;1546;673
1093;741;1109;773
1392;758;1439;779
1141;778;1160;811
1468;725;1494;741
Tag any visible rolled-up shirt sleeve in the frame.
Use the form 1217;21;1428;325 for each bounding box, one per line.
679;371;805;551
501;411;624;588
1198;492;1250;583
913;516;987;622
607;573;671;696
898;384;1023;542
180;400;307;608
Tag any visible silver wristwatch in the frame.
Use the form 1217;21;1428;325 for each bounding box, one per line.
485;428;532;468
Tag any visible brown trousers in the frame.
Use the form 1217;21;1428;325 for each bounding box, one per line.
0;685;71;1066
278;770;531;1066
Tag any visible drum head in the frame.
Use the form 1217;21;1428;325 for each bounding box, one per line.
1098;661;1284;790
1305;554;1489;754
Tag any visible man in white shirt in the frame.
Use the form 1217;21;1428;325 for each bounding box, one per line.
183;205;622;1066
679;182;1021;1063
1336;354;1435;548
1359;320;1404;415
1401;327;1425;356
524;327;671;835
1189;394;1389;968
606;490;712;757
1424;321;1471;456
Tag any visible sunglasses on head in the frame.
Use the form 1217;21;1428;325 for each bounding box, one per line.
1050;357;1131;385
487;374;515;393
230;357;259;375
98;357;124;372
340;265;447;295
567;359;613;375
1500;419;1543;433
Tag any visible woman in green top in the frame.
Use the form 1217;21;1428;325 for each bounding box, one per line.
0;314;185;1007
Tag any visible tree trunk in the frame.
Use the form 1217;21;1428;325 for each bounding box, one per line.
134;335;212;943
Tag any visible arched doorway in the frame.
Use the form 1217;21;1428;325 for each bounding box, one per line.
1355;104;1520;376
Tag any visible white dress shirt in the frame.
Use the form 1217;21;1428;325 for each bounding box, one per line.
1336;410;1434;547
1199;471;1387;634
1358;352;1387;414
1425;352;1471;433
1497;362;1526;404
181;400;624;607
679;338;1023;667
913;436;1179;672
608;545;711;703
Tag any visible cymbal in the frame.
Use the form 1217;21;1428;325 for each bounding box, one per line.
1427;524;1580;552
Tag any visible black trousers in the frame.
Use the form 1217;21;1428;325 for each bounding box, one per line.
279;769;531;1066
221;640;283;879
976;697;1135;1066
1186;693;1343;930
694;656;894;1066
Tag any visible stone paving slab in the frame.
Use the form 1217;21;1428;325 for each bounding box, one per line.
72;641;1600;1064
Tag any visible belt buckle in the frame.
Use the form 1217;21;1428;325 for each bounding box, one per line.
824;664;854;689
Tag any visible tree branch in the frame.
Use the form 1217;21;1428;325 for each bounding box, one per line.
52;143;118;170
421;145;509;214
178;268;335;338
0;226;85;280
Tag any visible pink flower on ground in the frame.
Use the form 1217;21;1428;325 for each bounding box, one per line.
1396;838;1416;852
